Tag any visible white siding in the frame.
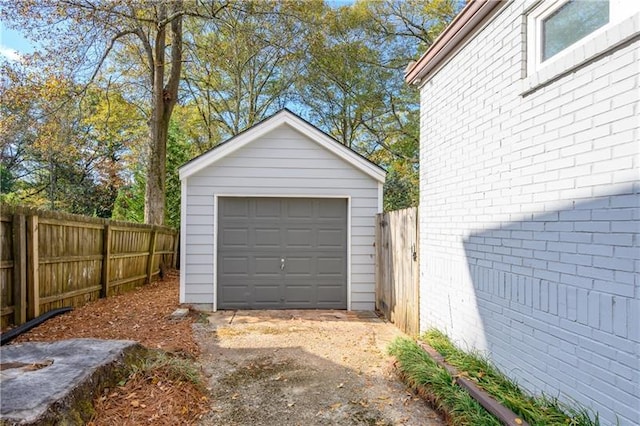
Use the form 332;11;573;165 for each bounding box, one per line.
418;2;639;425
183;123;379;310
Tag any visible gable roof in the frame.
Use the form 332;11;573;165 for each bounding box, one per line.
179;109;386;183
405;0;503;86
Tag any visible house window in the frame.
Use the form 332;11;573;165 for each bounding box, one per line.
541;1;609;61
524;0;640;90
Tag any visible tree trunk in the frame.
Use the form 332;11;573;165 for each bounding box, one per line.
145;118;168;225
144;0;182;226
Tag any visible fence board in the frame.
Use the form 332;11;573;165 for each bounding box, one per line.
0;205;177;329
1;216;14;328
375;207;419;336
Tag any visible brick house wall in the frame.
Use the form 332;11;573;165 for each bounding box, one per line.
416;2;639;425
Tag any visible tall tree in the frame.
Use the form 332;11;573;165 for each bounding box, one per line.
1;0;228;224
182;0;320;147
0;61;142;215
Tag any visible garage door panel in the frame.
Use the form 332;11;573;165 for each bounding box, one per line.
218;197;346;309
222;198;249;218
254;285;281;303
284;285;314;303
255;199;281;218
284;257;313;276
318;200;345;218
254;228;281;247
287;199;313;218
219;256;249;276
316;285;345;303
317;257;345;276
317;229;345;248
222;228;249;247
255;256;283;276
285;229;313;247
221;285;250;304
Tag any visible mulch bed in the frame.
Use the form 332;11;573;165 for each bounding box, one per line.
8;270;210;425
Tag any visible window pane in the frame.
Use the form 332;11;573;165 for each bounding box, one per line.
542;0;609;61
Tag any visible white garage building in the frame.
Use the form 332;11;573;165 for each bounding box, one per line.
179;109;385;311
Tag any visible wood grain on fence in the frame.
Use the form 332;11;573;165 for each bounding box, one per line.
0;205;177;329
375;207;419;336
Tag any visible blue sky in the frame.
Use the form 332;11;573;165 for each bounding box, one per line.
0;22;35;61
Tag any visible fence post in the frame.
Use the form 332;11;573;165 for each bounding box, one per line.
12;214;27;325
101;223;111;298
26;215;39;319
146;227;158;283
172;231;179;269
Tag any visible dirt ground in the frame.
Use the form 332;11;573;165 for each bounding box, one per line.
9;271;208;425
6;272;445;425
195;310;444;426
12;270;199;358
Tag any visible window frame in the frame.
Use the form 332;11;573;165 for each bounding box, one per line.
527;0;612;75
523;0;640;94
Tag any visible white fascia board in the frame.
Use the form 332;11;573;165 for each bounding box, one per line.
179;110;386;183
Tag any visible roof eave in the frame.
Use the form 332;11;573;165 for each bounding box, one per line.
404;0;503;86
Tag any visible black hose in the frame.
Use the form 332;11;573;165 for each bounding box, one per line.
1;307;73;346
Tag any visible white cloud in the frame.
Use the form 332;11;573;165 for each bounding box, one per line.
0;45;22;62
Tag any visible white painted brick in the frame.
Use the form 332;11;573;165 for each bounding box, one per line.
593;256;635;272
577;244;613;257
418;3;640;424
593;232;633;246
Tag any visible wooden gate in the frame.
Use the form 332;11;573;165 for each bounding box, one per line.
375;207;419;336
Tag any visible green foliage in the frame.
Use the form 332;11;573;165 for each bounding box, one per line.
0;165;15;194
112;122;192;229
111;171;145;224
388;337;501;425
383;169;418;211
422;330;600;426
164;123;193;229
2;0;463;219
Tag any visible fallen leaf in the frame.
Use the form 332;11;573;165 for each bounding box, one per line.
330;402;342;410
130;400;140;408
515;419;523;425
337;383;344;388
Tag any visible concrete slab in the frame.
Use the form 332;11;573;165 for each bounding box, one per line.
169;308;190;320
0;338;142;425
205;309;381;327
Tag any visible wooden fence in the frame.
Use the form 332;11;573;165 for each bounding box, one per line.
0;205;178;329
375;207;419;336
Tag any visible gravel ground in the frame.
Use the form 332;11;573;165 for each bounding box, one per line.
195;310;444;426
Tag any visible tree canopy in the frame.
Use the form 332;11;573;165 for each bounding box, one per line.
1;0;462;223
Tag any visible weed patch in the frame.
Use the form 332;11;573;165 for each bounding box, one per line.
389;330;600;426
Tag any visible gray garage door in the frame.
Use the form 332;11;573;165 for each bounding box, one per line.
217;197;347;309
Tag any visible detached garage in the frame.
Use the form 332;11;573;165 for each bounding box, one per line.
179;109;385;311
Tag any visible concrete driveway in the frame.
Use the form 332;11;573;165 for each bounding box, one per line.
194;310;444;426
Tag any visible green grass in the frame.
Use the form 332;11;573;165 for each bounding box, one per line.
126;349;203;388
388;337;501;426
389;330;600;426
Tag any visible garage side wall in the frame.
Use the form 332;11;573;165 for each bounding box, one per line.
418;2;639;425
183;124;379;310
